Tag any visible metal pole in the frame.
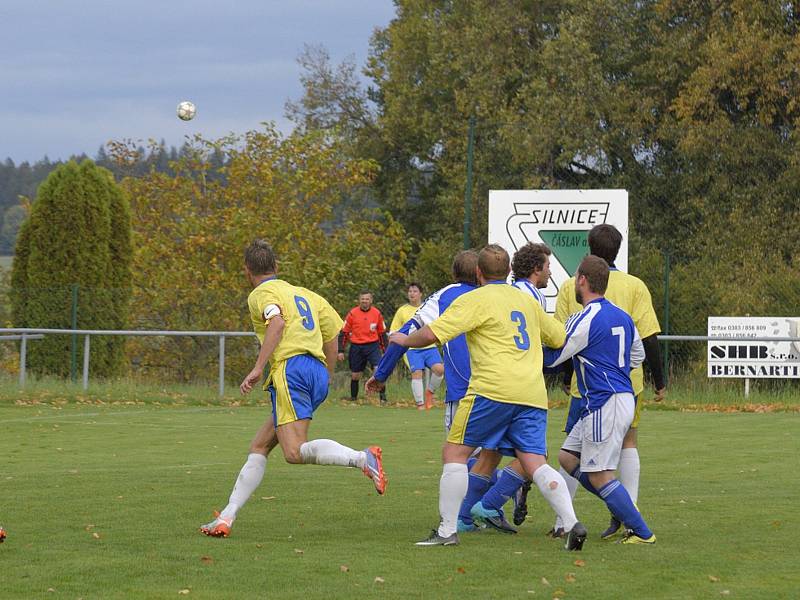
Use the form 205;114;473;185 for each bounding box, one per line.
663;249;670;387
463;115;475;250
70;284;79;382
218;335;226;398
83;334;91;391
19;333;27;388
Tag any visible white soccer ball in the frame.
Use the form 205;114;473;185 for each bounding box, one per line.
177;101;196;121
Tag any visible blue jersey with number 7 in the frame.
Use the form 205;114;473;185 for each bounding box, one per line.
544;298;645;412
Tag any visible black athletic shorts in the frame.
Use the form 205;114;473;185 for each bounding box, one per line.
349;341;382;373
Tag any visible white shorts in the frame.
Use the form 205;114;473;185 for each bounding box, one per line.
444;401;458;434
561;393;635;473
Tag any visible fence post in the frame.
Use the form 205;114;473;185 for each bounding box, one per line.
82;334;91;391
663;249;670;387
70;284;79;382
218;335;226;398
19;333;28;388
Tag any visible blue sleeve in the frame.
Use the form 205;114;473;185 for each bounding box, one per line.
374;319;414;381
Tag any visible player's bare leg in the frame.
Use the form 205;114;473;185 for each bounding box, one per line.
201;416;279;537
517;451;586;550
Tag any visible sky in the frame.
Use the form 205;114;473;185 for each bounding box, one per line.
0;1;396;164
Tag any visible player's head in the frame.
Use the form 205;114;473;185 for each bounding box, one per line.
358;290;373;311
452;250;479;285
407;282;423;305
588;224;622;265
244;239;277;282
512;242;552;289
575;255;609;305
477;244;510;284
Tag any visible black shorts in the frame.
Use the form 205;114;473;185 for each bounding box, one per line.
349;342;382;373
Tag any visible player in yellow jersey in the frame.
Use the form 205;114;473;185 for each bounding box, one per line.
390;283;444;410
552;224;665;539
391;245;587;550
200;240;386;538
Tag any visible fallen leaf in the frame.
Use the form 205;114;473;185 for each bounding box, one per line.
552;589;566;599
457;567;466;574
178;590;190;595
92;532;101;539
413;490;423;495
708;575;720;583
679;499;686;504
47;589;55;593
294;549;304;554
200;556;213;564
261;496;276;500
514;551;523;555
374;577;385;584
574;559;586;567
541;577;550;586
84;525;95;531
720;591;730;596
255;544;263;548
565;573;576;583
340;565;349;573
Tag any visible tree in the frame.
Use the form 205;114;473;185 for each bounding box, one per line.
11;160;133;377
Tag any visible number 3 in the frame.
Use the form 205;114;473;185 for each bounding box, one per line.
294;295;315;331
511;311;530;350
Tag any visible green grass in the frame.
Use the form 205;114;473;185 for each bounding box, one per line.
1;402;799;599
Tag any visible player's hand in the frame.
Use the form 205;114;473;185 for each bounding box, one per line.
240;368;262;395
561;382;570;396
365;376;385;393
388;332;409;347
337;352;345;362
653;387;666;402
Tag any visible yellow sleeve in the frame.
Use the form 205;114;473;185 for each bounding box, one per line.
630;279;660;338
538;306;567;349
390;307;405;332
555;278;576;323
428;294;484;344
310;292;344;343
251;287;285;324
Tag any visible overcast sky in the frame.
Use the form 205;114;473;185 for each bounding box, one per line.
0;1;396;163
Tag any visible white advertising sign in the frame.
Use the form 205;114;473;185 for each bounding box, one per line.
488;190;629;312
707;316;800;378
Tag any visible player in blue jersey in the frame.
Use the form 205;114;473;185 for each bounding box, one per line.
546;256;655;545
366;250;478;422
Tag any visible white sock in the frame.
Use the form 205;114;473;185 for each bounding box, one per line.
427;372;444;392
437;463;468;537
533;464;577;532
411;379;424;405
299;439;366;468
220;453;267;521
618;448;640;504
553;466;580;530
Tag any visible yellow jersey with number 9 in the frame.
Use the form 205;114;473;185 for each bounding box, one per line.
555;269;660;396
428;282;566;408
247;278;343;379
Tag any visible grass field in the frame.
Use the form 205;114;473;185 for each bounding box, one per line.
2;400;799;599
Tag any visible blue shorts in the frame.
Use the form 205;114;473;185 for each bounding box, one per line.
268;354;329;426
447;394;548;455
564;396;584;434
407;347;442;372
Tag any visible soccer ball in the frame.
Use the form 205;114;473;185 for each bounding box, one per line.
177;101;196;121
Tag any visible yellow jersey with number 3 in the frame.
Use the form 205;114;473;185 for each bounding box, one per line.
428;282;566;408
555;269;660;396
247;278;343;379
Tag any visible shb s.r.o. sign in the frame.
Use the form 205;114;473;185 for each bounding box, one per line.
708;316;800;378
488;190;628;312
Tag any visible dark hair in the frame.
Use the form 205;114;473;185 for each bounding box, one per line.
452;250;479;285
408;282;423;293
244;239;277;275
511;243;551;280
478;244;510;280
577;255;609;294
588;224;622;264
358;289;372;297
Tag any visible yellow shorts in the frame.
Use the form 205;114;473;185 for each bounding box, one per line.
631;393;642;429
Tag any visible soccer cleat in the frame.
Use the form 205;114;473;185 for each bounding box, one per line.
457;518;483;533
415;529;459;546
619;531;656;545
512;480;532;526
424;389;435;410
362;446;387;495
564;521;588;551
470;501;518;534
600;516;624;540
199;511;232;538
546;527;566;539
0;526;6;543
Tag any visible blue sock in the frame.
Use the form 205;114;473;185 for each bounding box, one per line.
458;472;491;525
571;467;600;498
598;479;653;539
481;466;526;512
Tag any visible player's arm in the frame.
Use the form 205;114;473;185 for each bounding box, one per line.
642;334;665;399
367;318;416;392
241;311;285;395
337;311;352;359
631;281;666;397
631;327;645;370
323;336;338;379
393;293;478;348
543;310;590;368
390;324;439;348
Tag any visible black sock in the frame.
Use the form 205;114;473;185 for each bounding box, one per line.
380;390;387;402
350;379;359;400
